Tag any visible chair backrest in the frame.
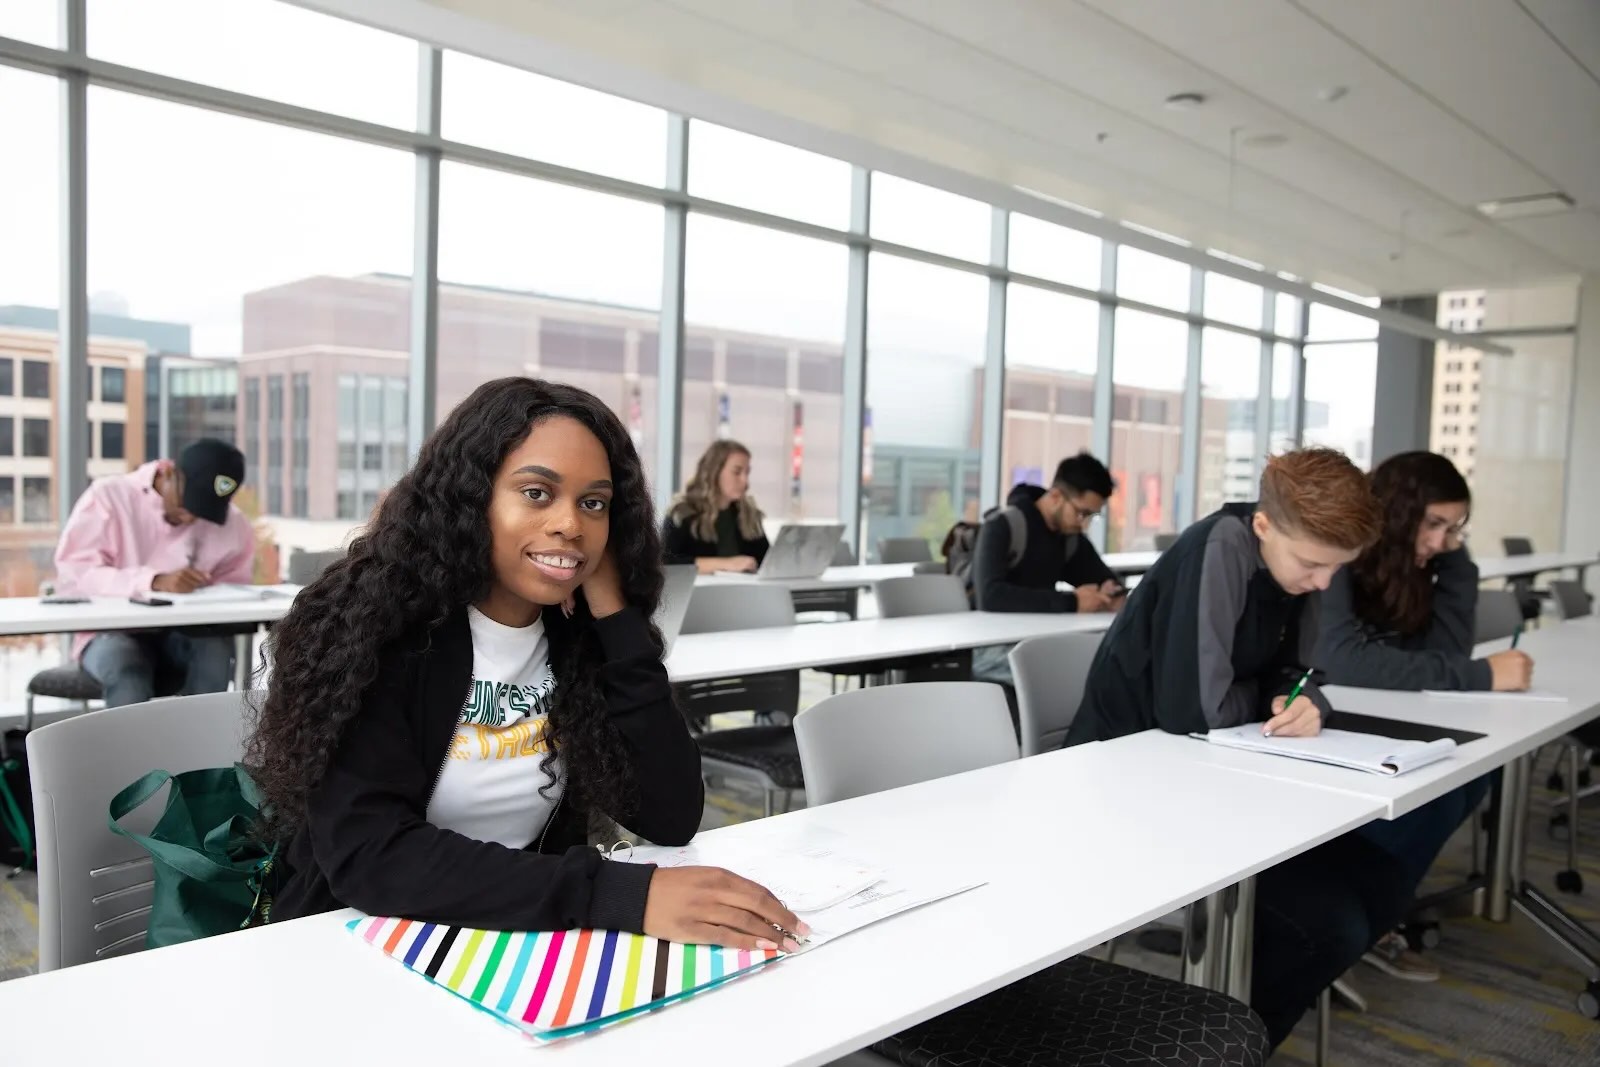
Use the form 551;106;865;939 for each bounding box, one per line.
831;540;857;566
1009;630;1107;756
681;583;796;635
875;574;971;618
878;537;934;564
1475;588;1523;643
1154;533;1178;552
27;691;256;972
287;548;344;585
794;682;1017;805
1502;536;1534;557
1550;579;1593;621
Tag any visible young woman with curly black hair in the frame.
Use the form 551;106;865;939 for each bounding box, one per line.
248;377;805;951
1309;450;1530;982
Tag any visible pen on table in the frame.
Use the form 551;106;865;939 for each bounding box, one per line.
1266;666;1314;737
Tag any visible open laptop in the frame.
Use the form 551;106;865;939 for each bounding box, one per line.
757;522;846;580
654;564;698;655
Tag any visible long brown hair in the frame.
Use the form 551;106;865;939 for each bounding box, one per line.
668;439;765;543
1348;451;1471;636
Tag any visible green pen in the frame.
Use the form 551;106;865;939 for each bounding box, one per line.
1511;624;1523;650
1267;667;1314;736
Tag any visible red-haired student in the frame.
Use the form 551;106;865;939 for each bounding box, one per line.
1066;448;1407;1049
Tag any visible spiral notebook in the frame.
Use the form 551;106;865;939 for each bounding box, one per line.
1193;725;1458;776
347;916;781;1042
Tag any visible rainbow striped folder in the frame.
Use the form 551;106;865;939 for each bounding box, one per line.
347;915;783;1041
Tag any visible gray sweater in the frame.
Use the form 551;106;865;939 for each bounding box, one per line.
1307;547;1493;692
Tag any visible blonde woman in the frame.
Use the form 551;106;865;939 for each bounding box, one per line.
663;440;770;574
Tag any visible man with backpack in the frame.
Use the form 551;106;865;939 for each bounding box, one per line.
958;452;1124;684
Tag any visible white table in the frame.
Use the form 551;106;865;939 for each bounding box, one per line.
0;741;1382;1067
666;611;1110;683
1476;551;1598;583
0;587;302;693
695;552;1164;594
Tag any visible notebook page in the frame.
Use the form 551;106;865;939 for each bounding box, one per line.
1196;726;1457;777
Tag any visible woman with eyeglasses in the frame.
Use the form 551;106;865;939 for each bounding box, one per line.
1309;450;1529;984
1313;450;1532;693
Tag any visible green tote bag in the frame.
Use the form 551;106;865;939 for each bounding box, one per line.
108;764;277;950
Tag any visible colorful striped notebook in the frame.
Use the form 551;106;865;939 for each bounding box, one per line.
346;915;783;1041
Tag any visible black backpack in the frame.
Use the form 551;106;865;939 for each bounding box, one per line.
944;507;1033;593
0;728;34;873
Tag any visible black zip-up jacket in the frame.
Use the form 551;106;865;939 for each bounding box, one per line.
1065;502;1332;744
662;505;770;567
272;605;704;932
972;484;1117;612
1305;548;1493;691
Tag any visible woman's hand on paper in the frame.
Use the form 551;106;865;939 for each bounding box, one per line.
1262;694;1322;738
643;866;809;951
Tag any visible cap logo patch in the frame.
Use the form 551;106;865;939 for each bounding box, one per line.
214;474;238;497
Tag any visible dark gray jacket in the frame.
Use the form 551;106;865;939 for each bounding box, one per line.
1066;502;1329;744
1307;547;1492;692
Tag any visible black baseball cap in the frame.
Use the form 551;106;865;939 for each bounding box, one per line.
178;439;246;525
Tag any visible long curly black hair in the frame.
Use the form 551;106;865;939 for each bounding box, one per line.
1348;450;1471;636
245;377;665;843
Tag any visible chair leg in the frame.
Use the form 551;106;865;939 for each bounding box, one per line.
763;790;775;819
22;692;35;733
1317;986;1332;1066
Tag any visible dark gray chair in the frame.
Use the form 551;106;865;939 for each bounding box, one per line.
676;584;803;817
1501;536;1549;623
878;537;933;564
23;665;103;732
1475;588;1523;643
793;683;1270;1067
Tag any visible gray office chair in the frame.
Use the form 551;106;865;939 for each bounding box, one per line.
675;584;803;817
1474;588;1523;643
874;574;968;617
795;682;1016;805
27;690;255;971
23;664;103;732
869;575;973;684
1154;533;1178;551
793;683;1270;1067
287;548;344;586
790;540;859;619
1550;580;1593;621
1008;630;1106;756
1500;536;1548;623
877;537;933;564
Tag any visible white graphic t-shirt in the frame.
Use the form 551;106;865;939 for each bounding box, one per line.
424;607;562;849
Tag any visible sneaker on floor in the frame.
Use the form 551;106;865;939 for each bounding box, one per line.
1362;931;1441;982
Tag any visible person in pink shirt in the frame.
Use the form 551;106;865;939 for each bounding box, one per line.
54;439;256;707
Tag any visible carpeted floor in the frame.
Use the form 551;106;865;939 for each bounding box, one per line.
4;680;1599;1064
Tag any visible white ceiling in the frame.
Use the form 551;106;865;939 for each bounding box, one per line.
304;0;1600;298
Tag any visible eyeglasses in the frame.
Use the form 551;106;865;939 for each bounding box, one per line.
1421;515;1469;539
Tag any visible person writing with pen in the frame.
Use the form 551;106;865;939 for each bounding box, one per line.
53;439;255;708
1065;447;1414;1050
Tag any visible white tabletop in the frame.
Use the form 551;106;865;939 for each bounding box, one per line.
666;611;1112;682
0;741;1381;1067
1111;617;1600;819
697;563;919;592
695;552;1164;593
0;585;301;637
1476;551;1598;581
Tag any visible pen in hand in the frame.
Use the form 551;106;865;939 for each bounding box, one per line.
1511;624;1522;651
1265;667;1314;737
